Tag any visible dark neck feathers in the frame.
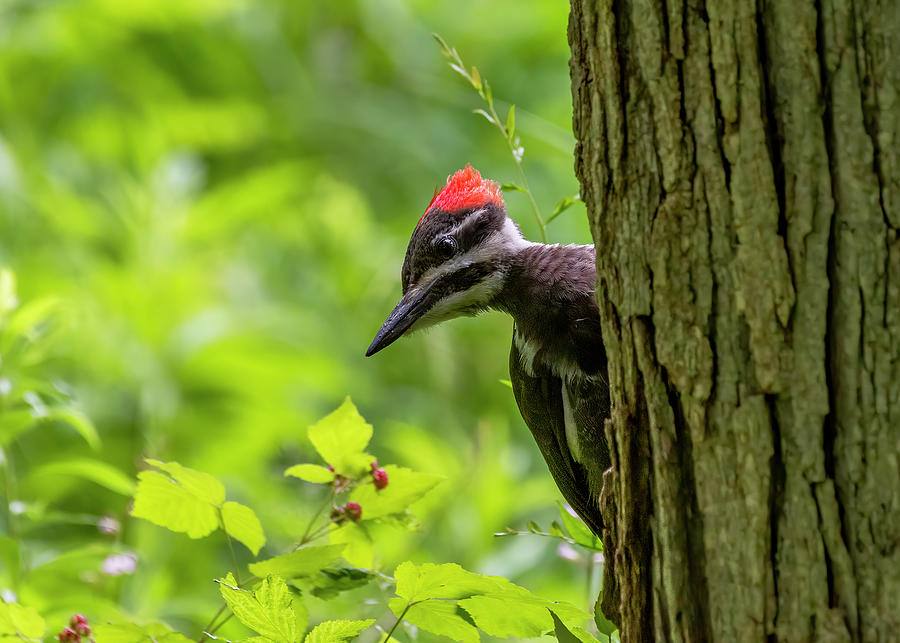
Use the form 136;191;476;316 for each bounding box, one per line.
493;243;606;379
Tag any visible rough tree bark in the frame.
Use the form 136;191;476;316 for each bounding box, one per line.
568;0;899;641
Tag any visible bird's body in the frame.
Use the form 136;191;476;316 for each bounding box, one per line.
367;166;610;536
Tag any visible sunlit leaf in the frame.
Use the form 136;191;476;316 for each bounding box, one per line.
284;464;335;484
394;562;505;602
396;599;479;643
458;585;588;639
557;502;601;552
307;398;372;476
248;544;346;579
130;471;219;539
501;183;526;193
221;501;266;555
0;602;44;640
329;522;373;569
218;573;296;643
305;567;375;599
552;610;600;642
145;459;225;505
304;619;374;643
349;466;442;520
93;622;193;643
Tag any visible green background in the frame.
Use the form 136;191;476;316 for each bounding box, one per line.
0;0;595;638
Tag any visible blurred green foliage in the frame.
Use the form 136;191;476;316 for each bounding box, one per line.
0;0;597;639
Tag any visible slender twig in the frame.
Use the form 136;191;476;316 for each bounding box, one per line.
296;488;335;548
197;604;227;643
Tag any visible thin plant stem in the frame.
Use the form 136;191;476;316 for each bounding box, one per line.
384;602;413;642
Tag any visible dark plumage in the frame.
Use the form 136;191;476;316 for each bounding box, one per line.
367;166;610;536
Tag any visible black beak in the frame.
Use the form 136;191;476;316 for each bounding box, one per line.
365;286;435;357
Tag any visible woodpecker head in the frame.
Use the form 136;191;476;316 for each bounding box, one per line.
366;165;528;357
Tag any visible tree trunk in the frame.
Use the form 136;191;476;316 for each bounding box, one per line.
568;0;899;641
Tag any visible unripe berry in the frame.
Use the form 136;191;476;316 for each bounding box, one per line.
345;501;362;522
57;627;79;643
372;468;389;490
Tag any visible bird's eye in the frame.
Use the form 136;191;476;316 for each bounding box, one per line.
435;236;457;258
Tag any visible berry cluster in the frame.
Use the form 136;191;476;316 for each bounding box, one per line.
370;461;389;490
326;461;389;525
57;614;93;643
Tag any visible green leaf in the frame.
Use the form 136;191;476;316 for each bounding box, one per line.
218;573;296;643
400;600;479;643
28;458;136;495
459;586;588;639
547;194;581;223
249;544;346;579
472;108;495;125
44;409;101;449
304;619;374;643
470;66;482;91
0;602;45;639
130;470;220;538
329;522;373;569
145;459;225;505
498;379;512;389
505;104;515;139
557;502;601;552
394;562;506;602
307;398;372;475
92;622;193;643
594;598;618;636
551;610;599;642
349;466;442;520
0;268;16;317
284;464;335;483
221;501;266;555
306;567;376;599
432;32;452;57
500;183;526;193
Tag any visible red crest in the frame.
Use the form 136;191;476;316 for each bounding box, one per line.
418;165;504;224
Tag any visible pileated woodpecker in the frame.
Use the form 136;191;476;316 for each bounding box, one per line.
366;166;610;536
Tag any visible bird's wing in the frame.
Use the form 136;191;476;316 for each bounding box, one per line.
509;338;605;537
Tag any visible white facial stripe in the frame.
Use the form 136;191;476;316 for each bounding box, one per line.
417;217;531;286
411;272;505;331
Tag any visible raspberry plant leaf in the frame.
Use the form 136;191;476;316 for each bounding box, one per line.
307;397;373;476
284;464;335;483
394;562;506;601
248;544;346;579
0;602;44;640
130;470;220;539
221;501;266;555
145;459;225;505
348;466;443;520
390;598;479;643
218;573;297;643
304;618;374;643
93;622;194;643
329;522;373;568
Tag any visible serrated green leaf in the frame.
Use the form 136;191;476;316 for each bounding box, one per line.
329;522;372;569
130;470;220;538
92;622;193;643
506;104;515;139
306;567;375;599
218;573;295;642
394;562;506;602
222;501;265;555
0;602;44;639
459;586;588;639
284;464;335;483
28;457;136;495
404;600;479;643
558;502;601;552
249;544;346;579
551;610;599;642
594;598;617;636
304;619;374;643
307;398;372;475
348;466;442;520
145;460;225;505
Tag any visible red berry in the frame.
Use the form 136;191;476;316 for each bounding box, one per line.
372;468;389;490
345;501;362;521
57;628;79;643
69;615;87;629
74;624;91;638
